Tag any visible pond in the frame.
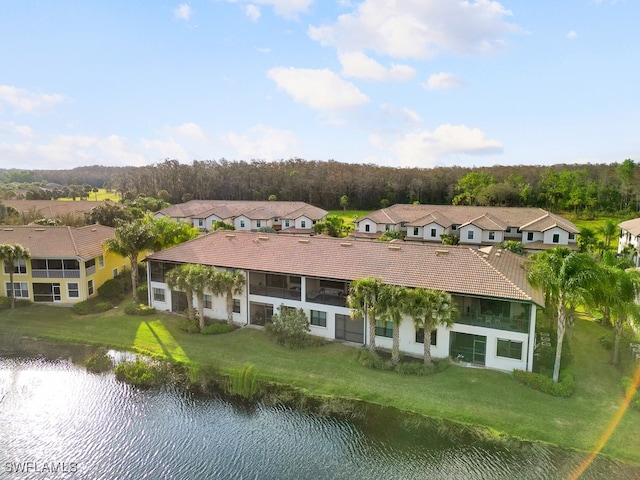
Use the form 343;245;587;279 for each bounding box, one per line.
0;349;638;480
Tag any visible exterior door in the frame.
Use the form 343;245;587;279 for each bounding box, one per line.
52;283;61;302
449;332;486;366
335;314;364;344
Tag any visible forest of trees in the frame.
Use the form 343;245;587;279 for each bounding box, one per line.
1;158;638;215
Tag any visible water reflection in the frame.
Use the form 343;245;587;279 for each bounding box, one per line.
0;355;638;480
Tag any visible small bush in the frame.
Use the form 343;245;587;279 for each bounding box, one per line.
178;317;201;334
72;299;112;315
114;358;166;388
512;370;575;397
0;297;31;310
136;285;149;305
357;349;393;371
266;306;312;348
226;364;259;399
395;358;450;376
599;334;613;351
85;348;113;373
124;302;155;316
201;322;235;335
190;363;225;394
533;339;572;373
97;277;125;302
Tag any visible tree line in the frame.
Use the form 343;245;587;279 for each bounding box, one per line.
1;158;638;214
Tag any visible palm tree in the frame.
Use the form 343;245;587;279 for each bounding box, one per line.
597;219;617;251
378;285;408;365
166;263;210;331
211;270;246;325
609;268;640;365
526;247;599;383
0;244;30;309
103;219;156;302
408;288;457;365
347;277;383;352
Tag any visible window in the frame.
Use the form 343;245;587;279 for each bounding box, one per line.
240;220;245;228
413;227;419;236
496;339;522;360
553;233;560;243
4;259;27;274
569;233;575;240
301;220;306;228
430;228;437;238
310;310;327;327
113;268;118;278
527;232;534;241
415;328;437;346
489;231;495;240
98;255;104;268
198;219;204;227
233;299;241;313
6;282;28;298
385;224;389;231
451;225;457;231
285;220;290;227
85;258;95;269
365;224;370;232
67;282;79;298
153;287;165;302
274;217;279;223
203;294;212;309
375;320;393;338
256;220;261;228
467;230;474;240
88;279;94;296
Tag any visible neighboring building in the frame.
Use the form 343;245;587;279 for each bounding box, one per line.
354;204;579;251
145;231;544;373
154;200;327;234
2;199;106;222
0;225;125;304
617;218;640;266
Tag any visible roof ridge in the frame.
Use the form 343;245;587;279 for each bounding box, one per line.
67;226;80;257
469;247;531;301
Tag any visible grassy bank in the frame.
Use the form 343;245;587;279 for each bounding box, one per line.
1;304;639;465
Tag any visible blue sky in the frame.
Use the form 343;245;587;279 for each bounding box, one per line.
0;0;638;170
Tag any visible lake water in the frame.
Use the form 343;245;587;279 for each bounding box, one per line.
0;352;638;480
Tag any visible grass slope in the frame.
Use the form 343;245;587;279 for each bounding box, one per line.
1;304;639;464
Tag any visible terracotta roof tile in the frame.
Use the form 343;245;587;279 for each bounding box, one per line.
147;231;544;306
0;225;115;259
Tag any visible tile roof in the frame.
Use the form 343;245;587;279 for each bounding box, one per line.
358;204;577;232
146;231;544;306
462;213;508;231
519;212;579;234
3;200;107;218
0;225;116;259
406;211;454;228
619;218;640;236
156;200;328;221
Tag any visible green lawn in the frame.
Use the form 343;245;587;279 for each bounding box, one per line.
1;304;639;464
58;188;120;202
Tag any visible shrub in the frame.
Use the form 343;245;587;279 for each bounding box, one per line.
599;334;613;351
72;299;112;315
357;349;393;371
0;298;31;310
533;339;572;373
114;358;166;388
512;370;575;397
97;277;125;302
395;358;450;376
178;317;200;334
136;285;149;305
189;363;225;394
266;306;312;348
202;322;235;335
85;348;113;373
124;302;155;316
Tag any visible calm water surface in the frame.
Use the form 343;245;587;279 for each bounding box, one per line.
0;354;638;480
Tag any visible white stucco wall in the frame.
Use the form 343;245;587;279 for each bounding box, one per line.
422;223;445;241
358;219;378;234
481;230;504;243
542;227;569;246
459;225;482;244
295;216;313;230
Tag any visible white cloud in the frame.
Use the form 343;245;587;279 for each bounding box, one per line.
173;122;210;143
267;67;369;110
309;0;521;59
225;0;313;19
424;72;466;90
220;124;302;160
245;5;261;21
174;3;193;21
0;85;65;114
567;30;577;40
371;124;503;167
338;51;415;81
